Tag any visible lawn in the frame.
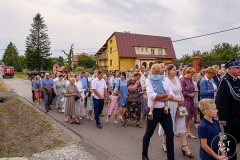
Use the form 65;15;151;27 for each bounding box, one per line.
14;72;28;80
0;80;10;92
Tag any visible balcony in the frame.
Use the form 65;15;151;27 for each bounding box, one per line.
97;66;108;71
96;52;108;60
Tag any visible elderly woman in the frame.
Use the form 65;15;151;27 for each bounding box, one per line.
65;77;82;124
54;74;66;112
34;75;42;105
75;75;86;120
180;67;196;139
115;72;128;120
160;64;194;157
121;72;142;127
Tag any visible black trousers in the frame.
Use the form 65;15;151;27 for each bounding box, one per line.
142;108;174;160
224;125;240;160
32;90;36;102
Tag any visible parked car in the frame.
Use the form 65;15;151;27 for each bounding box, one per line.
28;71;46;80
2;66;14;78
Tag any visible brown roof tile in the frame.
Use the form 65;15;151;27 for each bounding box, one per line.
114;32;176;59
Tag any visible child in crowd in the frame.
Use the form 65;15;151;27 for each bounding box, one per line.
198;99;227;160
192;73;200;126
61;90;68;122
148;64;168;120
84;88;94;120
106;89;120;124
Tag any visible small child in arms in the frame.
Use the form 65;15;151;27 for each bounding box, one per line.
148;64;168;120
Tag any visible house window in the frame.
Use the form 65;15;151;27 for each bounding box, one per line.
110;60;113;66
141;48;144;52
158;49;162;55
105;52;108;57
110;40;113;44
137;48;139;52
151;49;155;55
145;48;148;52
110;48;113;54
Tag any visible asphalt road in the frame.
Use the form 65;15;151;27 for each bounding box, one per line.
2;77;237;160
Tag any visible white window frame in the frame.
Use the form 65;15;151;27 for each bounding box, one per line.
145;48;148;52
110;60;113;66
158;49;162;55
110;48;113;54
151;49;155;55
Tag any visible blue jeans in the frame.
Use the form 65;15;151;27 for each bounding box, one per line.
93;96;104;125
84;91;88;107
142;108;174;160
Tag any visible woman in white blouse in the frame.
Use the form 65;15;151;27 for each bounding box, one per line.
75;75;86;120
159;64;194;158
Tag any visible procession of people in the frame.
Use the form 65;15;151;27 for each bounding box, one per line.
30;59;240;160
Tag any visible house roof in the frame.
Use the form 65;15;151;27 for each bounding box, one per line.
63;55;79;63
114;32;176;59
58;66;69;72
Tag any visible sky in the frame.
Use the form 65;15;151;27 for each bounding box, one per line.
1;0;240;59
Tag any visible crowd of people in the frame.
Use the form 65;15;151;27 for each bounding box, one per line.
30;59;240;160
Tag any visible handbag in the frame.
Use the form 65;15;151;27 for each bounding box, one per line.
75;93;80;101
176;106;188;117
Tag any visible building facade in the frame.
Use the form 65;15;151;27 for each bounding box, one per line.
96;32;176;71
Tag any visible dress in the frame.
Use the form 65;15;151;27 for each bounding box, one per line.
125;79;142;121
34;80;42;98
159;77;186;135
180;76;195;120
61;97;66;112
65;85;80;116
86;93;93;110
193;80;199;107
75;81;86;116
115;79;128;106
108;95;119;115
54;80;66;109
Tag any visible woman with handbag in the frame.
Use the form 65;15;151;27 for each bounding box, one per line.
159;64;194;158
65;77;82;124
54;74;66;112
180;67;197;139
34;75;42;105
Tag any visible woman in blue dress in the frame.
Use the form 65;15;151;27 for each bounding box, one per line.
115;72;128;120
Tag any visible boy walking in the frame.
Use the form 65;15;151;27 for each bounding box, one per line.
198;99;227;160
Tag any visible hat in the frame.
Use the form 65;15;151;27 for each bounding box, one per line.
225;58;240;69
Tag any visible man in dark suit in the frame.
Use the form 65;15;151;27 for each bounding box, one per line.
215;59;240;160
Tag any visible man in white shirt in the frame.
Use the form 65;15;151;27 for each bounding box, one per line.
92;71;108;129
139;65;146;82
129;68;134;79
142;61;179;160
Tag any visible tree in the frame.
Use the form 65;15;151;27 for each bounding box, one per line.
55;56;64;66
77;53;97;68
62;44;74;71
2;42;19;70
24;13;51;71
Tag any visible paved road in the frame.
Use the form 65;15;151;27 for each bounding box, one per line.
1;77;224;160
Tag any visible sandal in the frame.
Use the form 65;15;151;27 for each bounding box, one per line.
181;145;194;158
122;121;127;127
136;124;143;128
162;143;167;152
186;133;197;139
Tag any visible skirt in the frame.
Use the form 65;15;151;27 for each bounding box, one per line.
124;100;141;121
34;89;42;98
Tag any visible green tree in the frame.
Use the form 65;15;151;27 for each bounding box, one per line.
77;53;97;68
25;13;51;71
62;44;74;71
2;42;19;70
56;56;64;66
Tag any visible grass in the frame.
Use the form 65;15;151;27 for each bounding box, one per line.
0;80;10;92
0;97;66;158
14;72;28;80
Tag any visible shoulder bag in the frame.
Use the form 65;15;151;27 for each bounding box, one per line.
176;106;188;117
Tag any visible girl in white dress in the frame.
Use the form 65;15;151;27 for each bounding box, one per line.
75;76;86;119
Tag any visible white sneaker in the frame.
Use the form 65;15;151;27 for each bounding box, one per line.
106;117;109;123
119;115;122;120
79;117;82;120
65;118;68;122
114;120;118;124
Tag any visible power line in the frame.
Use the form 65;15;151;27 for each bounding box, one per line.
1;26;240;55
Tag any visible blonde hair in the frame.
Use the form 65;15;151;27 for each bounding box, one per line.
199;99;215;113
206;67;216;74
151;64;161;75
212;65;219;70
133;72;141;77
112;89;120;96
36;75;40;80
218;70;225;78
69;77;75;82
185;67;196;74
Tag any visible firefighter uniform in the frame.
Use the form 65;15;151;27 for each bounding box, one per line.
215;59;240;160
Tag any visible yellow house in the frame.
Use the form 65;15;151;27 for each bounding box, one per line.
96;32;176;71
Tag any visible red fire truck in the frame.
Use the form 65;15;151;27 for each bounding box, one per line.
2;66;14;78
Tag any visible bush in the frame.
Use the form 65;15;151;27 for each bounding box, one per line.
103;71;108;74
88;71;94;75
76;67;84;72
